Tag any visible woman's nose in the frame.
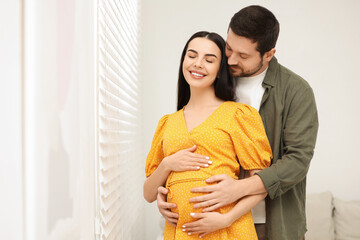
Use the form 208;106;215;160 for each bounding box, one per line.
193;59;203;68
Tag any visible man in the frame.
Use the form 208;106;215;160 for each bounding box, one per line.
157;5;318;240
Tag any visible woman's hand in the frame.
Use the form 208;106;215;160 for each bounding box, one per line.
163;145;212;172
157;186;178;227
181;212;232;238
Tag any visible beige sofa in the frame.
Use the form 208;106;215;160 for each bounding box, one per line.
305;192;360;240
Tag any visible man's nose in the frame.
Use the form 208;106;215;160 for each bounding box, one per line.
227;54;238;66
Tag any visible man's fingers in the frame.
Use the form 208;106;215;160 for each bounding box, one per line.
189;195;213;204
192;199;217;209
202;203;223;212
190;185;215;194
205;174;227;183
189;190;216;203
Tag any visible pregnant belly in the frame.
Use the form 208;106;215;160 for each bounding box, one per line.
166;178;234;227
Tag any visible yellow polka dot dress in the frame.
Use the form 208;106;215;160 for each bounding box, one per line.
145;101;272;240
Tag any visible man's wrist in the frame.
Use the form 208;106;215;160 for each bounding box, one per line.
247;174;267;195
234;179;246;199
238;174;267;197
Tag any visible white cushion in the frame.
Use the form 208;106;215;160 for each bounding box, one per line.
334;198;360;240
305;191;335;240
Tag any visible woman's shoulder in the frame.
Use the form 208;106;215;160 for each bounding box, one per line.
157;108;183;124
223;101;258;114
221;102;262;127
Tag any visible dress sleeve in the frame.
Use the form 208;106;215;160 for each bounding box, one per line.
231;104;272;170
145;115;169;177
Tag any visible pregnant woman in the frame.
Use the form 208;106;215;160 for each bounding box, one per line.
143;31;272;239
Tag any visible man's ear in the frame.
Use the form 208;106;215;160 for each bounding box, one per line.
264;48;276;62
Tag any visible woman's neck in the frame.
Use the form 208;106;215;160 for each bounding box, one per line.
186;87;224;110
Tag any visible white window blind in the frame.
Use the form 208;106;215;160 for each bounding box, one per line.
96;0;143;239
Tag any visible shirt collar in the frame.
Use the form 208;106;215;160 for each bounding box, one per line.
262;57;278;88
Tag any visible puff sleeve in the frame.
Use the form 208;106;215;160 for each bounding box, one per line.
231;104;272;170
145;115;169;177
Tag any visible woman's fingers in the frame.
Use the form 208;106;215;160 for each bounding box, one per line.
192;158;212;166
184;145;197;152
199;232;209;238
166;218;178;227
190;152;210;159
169;148;213;172
181;161;209;171
188;155;212;167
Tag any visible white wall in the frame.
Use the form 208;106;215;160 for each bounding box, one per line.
141;0;360;238
0;1;23;239
24;1;96;239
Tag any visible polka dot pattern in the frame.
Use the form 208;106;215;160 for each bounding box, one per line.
145;101;272;239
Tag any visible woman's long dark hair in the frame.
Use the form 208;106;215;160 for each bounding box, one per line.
177;31;235;110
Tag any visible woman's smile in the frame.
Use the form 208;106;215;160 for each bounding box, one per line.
190;70;206;79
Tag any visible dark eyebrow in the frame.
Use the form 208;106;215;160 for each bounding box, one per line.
187;49;218;58
226;42;250;56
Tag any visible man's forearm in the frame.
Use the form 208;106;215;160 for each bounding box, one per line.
236;174;268;199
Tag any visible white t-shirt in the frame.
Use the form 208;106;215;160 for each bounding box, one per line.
235;68;268;224
235;68;267;111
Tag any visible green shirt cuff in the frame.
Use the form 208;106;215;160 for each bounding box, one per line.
255;167;281;199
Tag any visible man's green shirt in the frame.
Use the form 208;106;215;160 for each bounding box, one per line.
256;57;319;240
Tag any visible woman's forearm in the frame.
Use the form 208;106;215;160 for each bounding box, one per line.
143;158;171;202
226;169;267;224
226;193;267;225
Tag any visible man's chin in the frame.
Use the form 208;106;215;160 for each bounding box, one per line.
230;71;242;77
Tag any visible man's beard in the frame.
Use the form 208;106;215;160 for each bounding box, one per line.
229;61;263;78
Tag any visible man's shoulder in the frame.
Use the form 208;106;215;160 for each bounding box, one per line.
277;63;311;89
269;59;312;94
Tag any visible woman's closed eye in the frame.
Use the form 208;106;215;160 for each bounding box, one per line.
205;57;216;63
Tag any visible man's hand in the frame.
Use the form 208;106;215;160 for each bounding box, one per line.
189;174;243;212
181;212;232;238
157;186;178;227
